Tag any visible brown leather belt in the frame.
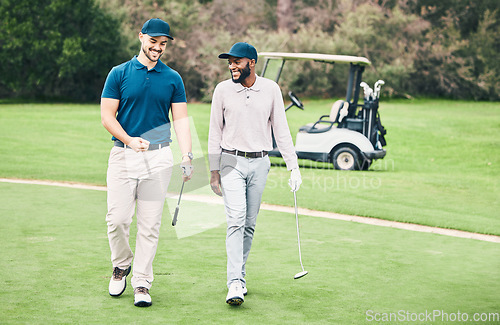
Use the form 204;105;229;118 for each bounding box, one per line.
222;148;268;158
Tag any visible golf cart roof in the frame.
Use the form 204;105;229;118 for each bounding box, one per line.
258;52;371;66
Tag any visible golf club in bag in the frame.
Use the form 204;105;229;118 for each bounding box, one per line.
293;191;308;279
172;181;185;226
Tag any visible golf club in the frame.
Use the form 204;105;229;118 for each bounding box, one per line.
373;80;385;99
293;191;308;279
360;81;369;97
360;82;373;101
172;181;185;226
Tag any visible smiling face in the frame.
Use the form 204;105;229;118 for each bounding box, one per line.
228;56;255;84
139;33;168;63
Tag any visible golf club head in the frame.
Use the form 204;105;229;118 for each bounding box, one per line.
360;82;370;98
374;80;385;98
172;206;179;226
374;79;385;89
294;270;308;279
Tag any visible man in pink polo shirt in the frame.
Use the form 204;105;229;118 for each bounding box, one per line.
208;42;302;305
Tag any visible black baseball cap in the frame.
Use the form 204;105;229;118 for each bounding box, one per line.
218;42;258;62
141;18;174;40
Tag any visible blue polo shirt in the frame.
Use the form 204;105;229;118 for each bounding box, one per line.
101;56;186;144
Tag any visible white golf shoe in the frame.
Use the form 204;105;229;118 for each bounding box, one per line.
109;266;131;296
226;281;244;305
134;287;152;307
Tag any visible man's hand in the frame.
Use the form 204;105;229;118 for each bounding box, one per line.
127;137;149;152
180;157;193;182
288;168;302;192
210;170;222;196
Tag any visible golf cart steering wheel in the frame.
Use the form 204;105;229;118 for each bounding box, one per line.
286;91;304;111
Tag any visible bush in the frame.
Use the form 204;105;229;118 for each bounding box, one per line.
3;0;498;101
0;0;128;101
409;9;500;100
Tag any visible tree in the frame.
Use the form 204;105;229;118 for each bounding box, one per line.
3;0;496;101
277;0;294;32
0;0;128;101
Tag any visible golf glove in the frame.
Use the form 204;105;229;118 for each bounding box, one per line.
180;162;194;177
288;168;302;192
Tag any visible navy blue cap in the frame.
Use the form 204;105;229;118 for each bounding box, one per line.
141;18;174;40
218;42;258;62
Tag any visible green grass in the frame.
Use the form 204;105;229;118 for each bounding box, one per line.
0;103;111;183
0;100;499;234
273;99;500;235
0;182;499;324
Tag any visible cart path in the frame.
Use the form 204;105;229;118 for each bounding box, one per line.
2;177;499;244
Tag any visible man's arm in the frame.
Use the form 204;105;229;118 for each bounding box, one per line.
269;86;299;170
171;102;193;181
100;98;149;152
269;84;302;192
208;85;224;196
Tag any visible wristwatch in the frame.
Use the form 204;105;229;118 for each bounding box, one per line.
182;152;194;160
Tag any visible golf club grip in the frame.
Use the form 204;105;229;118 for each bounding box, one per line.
172;206;179;226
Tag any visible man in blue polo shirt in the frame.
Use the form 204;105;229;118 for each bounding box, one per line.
101;18;193;307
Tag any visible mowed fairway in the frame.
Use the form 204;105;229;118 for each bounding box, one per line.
0;181;499;324
0;100;499;323
0;100;499;234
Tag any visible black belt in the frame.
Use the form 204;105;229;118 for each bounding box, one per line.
114;140;169;150
222;148;268;158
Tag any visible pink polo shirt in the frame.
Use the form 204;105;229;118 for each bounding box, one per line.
208;75;299;171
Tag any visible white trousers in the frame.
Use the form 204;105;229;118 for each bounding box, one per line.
106;146;173;289
220;153;270;288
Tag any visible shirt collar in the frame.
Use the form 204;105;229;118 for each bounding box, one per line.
234;75;262;93
131;55;164;72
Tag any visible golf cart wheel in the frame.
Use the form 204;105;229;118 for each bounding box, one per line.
332;147;360;170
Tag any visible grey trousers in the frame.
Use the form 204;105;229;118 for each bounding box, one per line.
220;152;270;288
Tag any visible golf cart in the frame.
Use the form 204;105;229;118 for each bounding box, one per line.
259;52;387;170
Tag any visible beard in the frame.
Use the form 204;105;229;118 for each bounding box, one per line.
231;62;251;83
142;45;163;62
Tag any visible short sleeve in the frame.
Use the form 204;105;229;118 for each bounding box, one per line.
171;73;187;103
101;67;121;100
